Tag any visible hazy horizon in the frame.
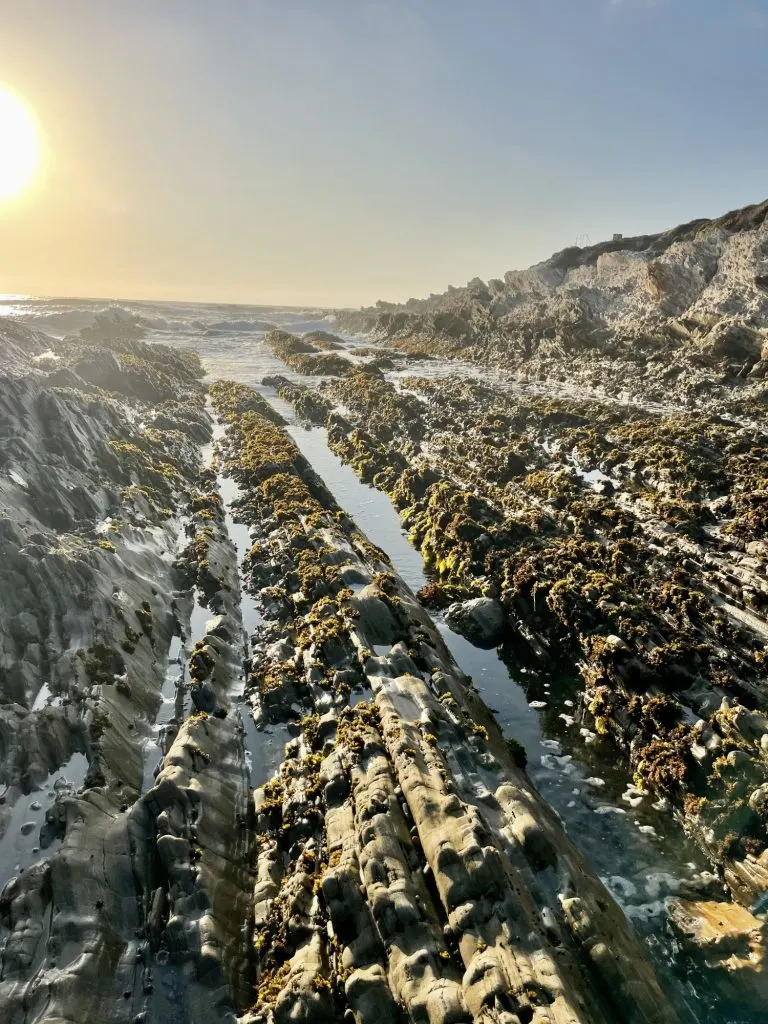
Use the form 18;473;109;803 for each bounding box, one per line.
0;291;339;312
1;1;767;307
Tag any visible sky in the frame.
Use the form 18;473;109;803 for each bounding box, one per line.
0;0;766;308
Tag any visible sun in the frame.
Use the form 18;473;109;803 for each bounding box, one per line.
0;86;41;202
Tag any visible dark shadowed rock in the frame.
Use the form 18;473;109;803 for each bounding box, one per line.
191;681;217;714
697;320;762;363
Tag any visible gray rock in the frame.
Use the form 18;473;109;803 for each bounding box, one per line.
9;611;40;644
205;614;233;641
73;349;123;389
339;566;370;588
350;585;399;645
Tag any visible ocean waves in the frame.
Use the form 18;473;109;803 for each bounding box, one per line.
1;296;334;345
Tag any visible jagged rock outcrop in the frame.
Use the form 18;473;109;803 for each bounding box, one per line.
336;198;768;408
5;191;768;1021
295;368;768;912
0;324;252;1023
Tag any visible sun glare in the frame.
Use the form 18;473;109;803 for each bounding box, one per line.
0;86;41;202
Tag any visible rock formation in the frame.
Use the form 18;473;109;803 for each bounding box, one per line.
336;199;768;412
210;383;679;1024
0;329;681;1022
0;322;250;1022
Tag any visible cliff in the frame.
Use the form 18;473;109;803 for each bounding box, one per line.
337;199;768;407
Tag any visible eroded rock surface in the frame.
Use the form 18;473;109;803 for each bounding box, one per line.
268;360;768;913
668;899;768;1006
245;200;768;1012
5;200;768;1024
336;198;768;414
0;324;251;1022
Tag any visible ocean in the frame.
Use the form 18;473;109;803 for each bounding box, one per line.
0;294;335;356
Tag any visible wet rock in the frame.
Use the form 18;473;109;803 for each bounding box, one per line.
205;613;234;642
312;361;768;908
0;323;247;1022
73;349;123;389
210;391;680;1024
349;586;399;646
339;565;370;588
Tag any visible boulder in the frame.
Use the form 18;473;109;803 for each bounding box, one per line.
445;597;506;649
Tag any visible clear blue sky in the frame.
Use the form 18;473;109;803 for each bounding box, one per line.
0;0;766;306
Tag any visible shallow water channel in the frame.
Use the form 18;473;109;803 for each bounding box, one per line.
173;334;746;1021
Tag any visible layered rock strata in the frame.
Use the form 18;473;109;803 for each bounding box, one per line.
336;198;768;414
210;381;679;1024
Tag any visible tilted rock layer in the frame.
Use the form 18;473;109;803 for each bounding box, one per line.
0;323;252;1023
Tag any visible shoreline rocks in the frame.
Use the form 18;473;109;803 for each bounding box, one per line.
335;198;768;414
3;222;768;1021
668;899;768;1006
0;324;254;1022
445;597;506;648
